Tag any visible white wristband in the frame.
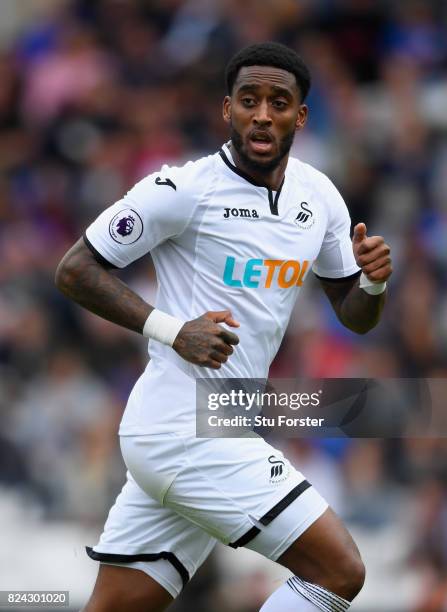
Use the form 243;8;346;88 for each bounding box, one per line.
142;309;185;346
359;272;387;295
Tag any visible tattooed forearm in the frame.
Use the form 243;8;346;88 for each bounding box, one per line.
320;276;386;334
55;238;151;334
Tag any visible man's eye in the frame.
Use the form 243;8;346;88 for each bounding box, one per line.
273;100;287;109
242;98;256;107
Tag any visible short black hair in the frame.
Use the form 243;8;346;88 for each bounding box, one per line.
225;42;311;102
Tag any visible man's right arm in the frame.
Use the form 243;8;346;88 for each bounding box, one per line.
55;237;152;334
55;238;239;369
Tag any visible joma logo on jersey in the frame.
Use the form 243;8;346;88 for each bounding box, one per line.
223;208;259;219
223;256;310;288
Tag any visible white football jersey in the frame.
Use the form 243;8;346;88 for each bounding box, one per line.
85;143;360;434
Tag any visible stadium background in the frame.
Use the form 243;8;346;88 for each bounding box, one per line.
0;0;446;610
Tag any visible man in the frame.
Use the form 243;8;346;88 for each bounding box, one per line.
56;42;392;611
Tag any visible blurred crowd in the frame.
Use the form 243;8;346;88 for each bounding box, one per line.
0;0;447;610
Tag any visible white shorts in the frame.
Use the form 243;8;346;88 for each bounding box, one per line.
87;432;328;598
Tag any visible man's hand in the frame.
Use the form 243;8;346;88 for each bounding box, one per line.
173;310;240;369
319;223;392;334
352;223;392;283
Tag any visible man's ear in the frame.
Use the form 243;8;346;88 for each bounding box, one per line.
223;96;231;124
295;104;308;131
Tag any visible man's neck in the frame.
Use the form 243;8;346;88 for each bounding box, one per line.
228;142;287;191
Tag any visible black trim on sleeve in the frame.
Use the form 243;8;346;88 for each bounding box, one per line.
228;480;311;549
85;547;190;588
314;269;361;283
83;234;118;269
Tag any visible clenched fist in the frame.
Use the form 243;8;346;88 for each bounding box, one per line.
173;310;240;369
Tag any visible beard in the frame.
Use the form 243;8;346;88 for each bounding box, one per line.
230;124;295;174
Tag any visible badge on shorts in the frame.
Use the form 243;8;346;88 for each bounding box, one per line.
109;208;143;244
268;455;289;484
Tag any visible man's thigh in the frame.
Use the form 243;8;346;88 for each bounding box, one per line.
109;432;338;603
85;470;216;606
151;432;324;550
83;564;173;612
277;507;361;580
241;478;329;561
121;432;330;561
274;506;365;602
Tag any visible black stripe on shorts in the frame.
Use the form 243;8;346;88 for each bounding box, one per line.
229;479;311;549
85;547;190;589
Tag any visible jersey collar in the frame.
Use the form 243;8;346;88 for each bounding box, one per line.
219;142;285;216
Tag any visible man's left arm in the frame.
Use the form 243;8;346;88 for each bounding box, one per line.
318;223;392;334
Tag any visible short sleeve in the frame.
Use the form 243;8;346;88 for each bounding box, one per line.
312;177;360;280
84;163;196;268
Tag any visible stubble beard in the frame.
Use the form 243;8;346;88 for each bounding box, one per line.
230;124;295;174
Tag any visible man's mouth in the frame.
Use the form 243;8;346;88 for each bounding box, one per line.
248;131;274;155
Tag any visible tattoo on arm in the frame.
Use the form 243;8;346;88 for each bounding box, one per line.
319;276;386;334
55;238;151;334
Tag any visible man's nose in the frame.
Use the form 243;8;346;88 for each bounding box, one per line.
253;100;272;125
